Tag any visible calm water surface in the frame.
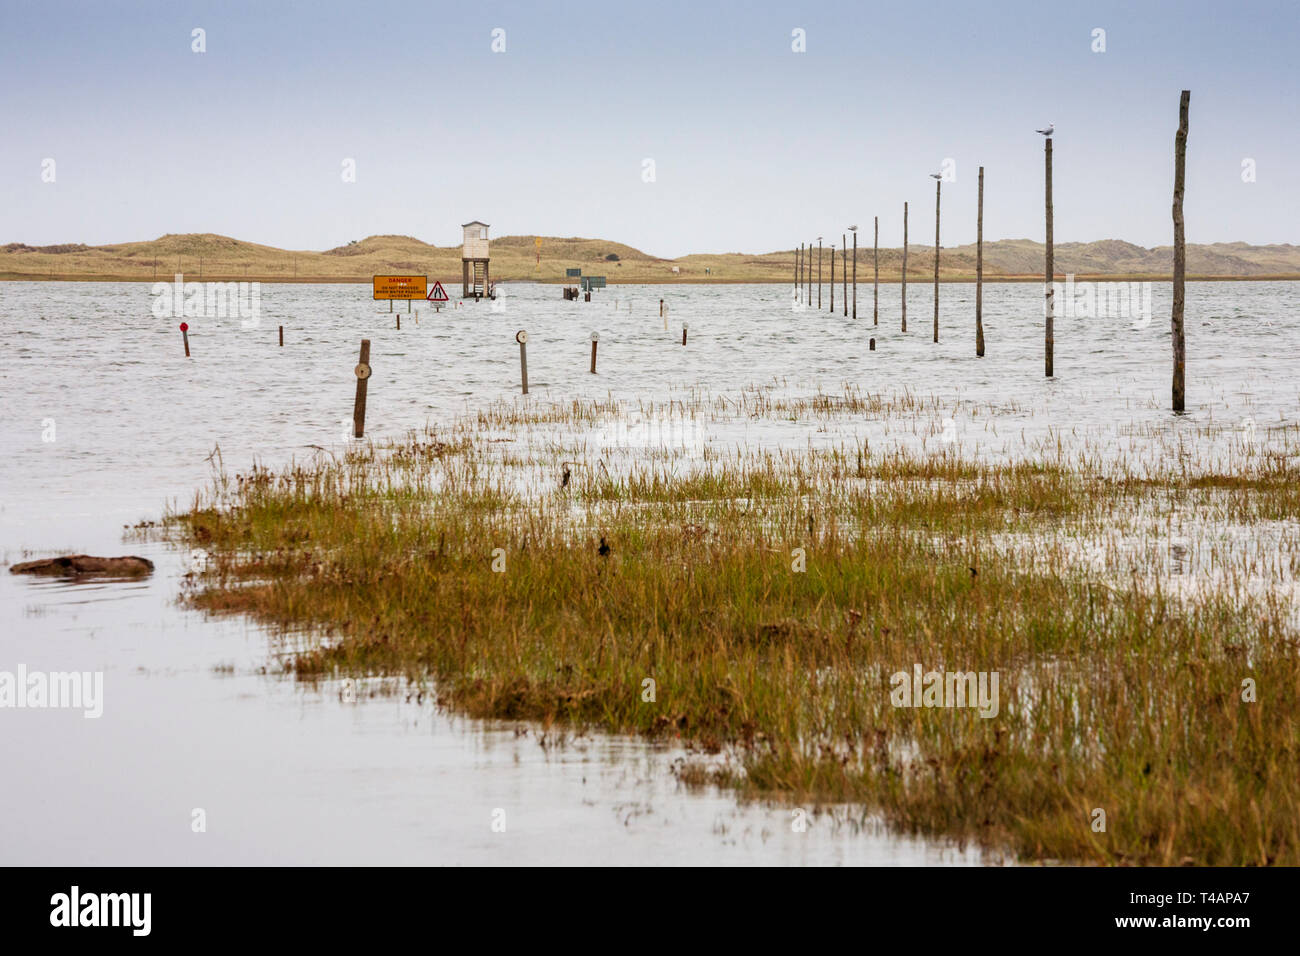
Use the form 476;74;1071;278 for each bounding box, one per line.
2;279;1295;864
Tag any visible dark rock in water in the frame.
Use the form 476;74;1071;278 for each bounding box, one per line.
10;555;155;578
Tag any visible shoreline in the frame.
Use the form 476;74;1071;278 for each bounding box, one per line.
4;273;1298;285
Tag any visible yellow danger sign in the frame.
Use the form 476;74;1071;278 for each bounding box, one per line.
373;275;427;300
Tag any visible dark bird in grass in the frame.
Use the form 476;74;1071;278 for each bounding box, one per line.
969;566;978;578
598;536;611;557
561;464;571;488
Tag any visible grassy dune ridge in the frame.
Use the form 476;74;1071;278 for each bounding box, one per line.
5;232;1300;283
167;394;1300;865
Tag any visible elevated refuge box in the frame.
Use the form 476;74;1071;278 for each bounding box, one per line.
461;221;491;298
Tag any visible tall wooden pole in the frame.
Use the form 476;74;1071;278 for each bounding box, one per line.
1172;90;1189;412
830;244;835;312
795;243;800;299
873;217;879;326
842;233;847;317
901;203;908;332
1045;137;1054;377
933;179;941;343
818;238;823;309
976;166;985;357
852;230;857;319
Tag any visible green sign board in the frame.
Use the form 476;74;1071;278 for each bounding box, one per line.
581;276;607;290
565;268;582;278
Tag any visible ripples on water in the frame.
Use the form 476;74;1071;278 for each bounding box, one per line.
1;279;1295;864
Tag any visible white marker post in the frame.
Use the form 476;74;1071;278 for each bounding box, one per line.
590;330;599;374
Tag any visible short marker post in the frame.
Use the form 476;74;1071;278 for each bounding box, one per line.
682;322;688;346
516;329;529;395
180;322;190;358
279;325;284;347
353;339;371;439
590;330;599;374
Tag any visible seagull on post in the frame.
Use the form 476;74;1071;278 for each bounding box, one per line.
1036;123;1055;137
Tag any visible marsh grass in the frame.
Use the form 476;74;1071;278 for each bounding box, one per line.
169;401;1300;865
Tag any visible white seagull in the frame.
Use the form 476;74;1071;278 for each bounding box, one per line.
1036;123;1055;137
929;173;943;180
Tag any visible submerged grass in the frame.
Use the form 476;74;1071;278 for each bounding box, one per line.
169;410;1300;866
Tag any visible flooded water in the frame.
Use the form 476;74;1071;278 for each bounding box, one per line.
2;278;1294;864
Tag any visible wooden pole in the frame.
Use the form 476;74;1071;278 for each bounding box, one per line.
817;239;822;309
933;179;941;343
180;323;190;358
1172;90;1189;412
901;203;908;332
976;166;985;357
806;240;812;304
830;244;835;312
1045;137;1054;378
590;331;599;373
352;339;371;438
682;323;688;346
396;315;400;330
516;330;529;394
852;230;857;319
873;217;878;326
842;234;847;317
795;244;800;300
279;325;284;347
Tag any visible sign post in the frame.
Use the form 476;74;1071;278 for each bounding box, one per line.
426;280;449;313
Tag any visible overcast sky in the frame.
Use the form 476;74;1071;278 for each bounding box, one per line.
2;0;1296;257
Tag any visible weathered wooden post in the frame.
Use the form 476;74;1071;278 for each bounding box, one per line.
842;233;847;316
976;166;985;357
830;242;835;312
873;217;879;326
901;203;908;332
516;330;529;395
933;177;941;343
682;322;688;346
279;324;284;347
396;315;401;330
590;330;599;373
869;337;876;351
1045;137;1054;378
794;244;800;299
1172;90;1190;412
851;227;857;319
179;322;190;358
817;237;823;309
353;339;371;438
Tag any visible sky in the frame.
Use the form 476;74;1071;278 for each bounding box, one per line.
1;0;1297;257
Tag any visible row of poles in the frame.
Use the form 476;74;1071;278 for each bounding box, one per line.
795;167;987;359
793;91;1190;411
346;324;690;437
